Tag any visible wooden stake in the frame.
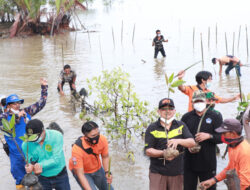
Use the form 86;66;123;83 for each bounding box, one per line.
99;36;104;70
193;27;195;49
132;23;136;45
50;15;56;36
121;20;123;45
225;32;228;55
246;25;249;58
112;27;115;49
200;33;204;70
208;27;210;49
237;25;241;51
216;23;218;47
232;32;235;55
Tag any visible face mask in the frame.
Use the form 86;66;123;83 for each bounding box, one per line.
221;135;243;146
36;132;44;143
206;82;212;89
157;34;161;37
86;135;100;145
193;102;206;112
10;108;19;115
160;116;175;125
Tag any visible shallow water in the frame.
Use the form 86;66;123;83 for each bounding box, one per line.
0;0;250;189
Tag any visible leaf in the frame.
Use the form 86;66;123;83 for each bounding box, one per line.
55;0;61;14
9;114;15;129
168;73;174;84
247;93;250;101
165;73;169;85
2;118;10;131
24;0;31;11
171;80;186;88
12;124;16;138
19;136;27;142
242;94;246;102
28;134;38;141
169;88;175;93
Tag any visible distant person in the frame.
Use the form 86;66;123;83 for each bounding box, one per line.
0;78;48;189
0;95;6;114
57;64;77;96
177;70;240;111
200;119;250;190
69;121;113;190
243;105;250;140
23;119;70;190
145;98;195;190
152;29;168;59
212;55;243;76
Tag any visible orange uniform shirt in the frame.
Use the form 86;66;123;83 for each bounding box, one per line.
69;135;109;173
216;140;250;190
182;85;222;111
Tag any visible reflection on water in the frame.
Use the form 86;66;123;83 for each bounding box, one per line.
1;0;250;189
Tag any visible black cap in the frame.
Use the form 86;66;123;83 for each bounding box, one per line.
26;119;44;141
158;98;175;109
215;119;242;134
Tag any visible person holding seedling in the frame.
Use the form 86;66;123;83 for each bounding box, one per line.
0;78;48;189
181;90;223;190
145;98;195;190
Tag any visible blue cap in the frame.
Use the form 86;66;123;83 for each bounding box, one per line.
6;94;24;105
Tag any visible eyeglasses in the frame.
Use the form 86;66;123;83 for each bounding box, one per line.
160;107;175;111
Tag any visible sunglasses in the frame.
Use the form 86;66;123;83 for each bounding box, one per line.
160;107;175;111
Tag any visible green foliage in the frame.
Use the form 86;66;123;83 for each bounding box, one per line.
86;67;157;148
165;72;185;97
237;93;250;112
19;134;38;142
1;115;16;137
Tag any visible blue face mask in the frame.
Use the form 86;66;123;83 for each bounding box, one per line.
36;132;44;143
206;82;212;89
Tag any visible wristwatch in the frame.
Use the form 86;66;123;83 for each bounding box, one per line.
210;134;213;139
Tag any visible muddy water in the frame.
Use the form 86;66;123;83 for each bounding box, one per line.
1;0;250;189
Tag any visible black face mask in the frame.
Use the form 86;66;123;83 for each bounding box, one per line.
86;135;100;145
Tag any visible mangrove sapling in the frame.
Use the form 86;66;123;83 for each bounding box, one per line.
163;73;185;160
1;115;26;162
86;67;157;150
189;104;212;153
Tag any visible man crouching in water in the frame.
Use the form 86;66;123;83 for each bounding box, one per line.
144;98;195;190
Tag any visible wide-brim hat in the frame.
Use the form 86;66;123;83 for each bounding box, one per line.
6;94;24;105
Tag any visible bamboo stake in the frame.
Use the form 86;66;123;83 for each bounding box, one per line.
235;68;243;103
99;36;104;70
208;27;210;49
74;32;77;51
232;32;235;55
193;27;195;49
132;23;136;45
237;25;241;51
200;33;204;70
50;15;56;36
87;30;91;49
54;37;56;55
246;25;249;58
62;44;64;67
121;20;123;45
225;32;228;55
216;23;218;47
112;27;115;49
108;157;111;190
74;10;86;30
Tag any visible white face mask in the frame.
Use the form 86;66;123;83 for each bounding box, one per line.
157;34;161;37
160;116;175;125
193;102;206;112
10;108;19;115
206;82;212;89
36;132;44;143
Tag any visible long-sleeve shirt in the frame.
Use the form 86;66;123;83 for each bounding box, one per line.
22;130;66;177
181;110;222;172
215;140;250;190
0;85;48;127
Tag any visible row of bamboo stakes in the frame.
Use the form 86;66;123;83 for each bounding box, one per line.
194;24;249;70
